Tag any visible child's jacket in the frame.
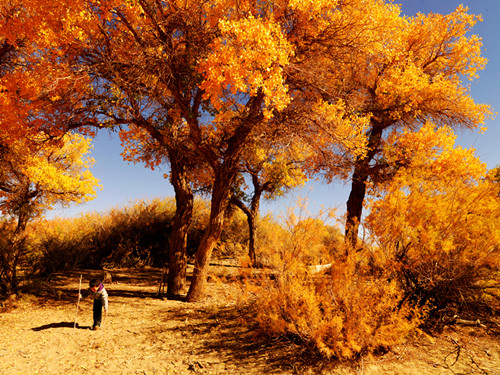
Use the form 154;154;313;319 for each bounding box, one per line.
83;283;109;311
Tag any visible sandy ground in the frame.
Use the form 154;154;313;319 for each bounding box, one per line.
1;267;499;375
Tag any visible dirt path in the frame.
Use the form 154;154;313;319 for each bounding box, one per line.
1;267;499;375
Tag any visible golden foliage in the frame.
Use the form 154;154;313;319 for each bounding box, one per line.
242;210;421;359
1;0;493;302
0;133;100;219
366;124;500;310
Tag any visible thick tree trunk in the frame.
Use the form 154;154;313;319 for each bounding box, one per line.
186;174;231;302
167;156;194;297
186;92;264;302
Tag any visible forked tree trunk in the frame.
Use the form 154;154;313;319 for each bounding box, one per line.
167;158;193;297
186;92;264;302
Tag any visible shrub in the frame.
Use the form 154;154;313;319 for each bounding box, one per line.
242;209;421;359
30;198;177;273
366;167;500;318
28;196;254;274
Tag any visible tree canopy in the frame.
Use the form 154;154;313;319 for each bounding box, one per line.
0;0;493;301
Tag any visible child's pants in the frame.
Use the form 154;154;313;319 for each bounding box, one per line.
93;299;103;328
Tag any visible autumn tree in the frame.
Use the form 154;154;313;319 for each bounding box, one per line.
327;6;493;249
0;1;102;293
5;0;408;301
230;139;308;265
184;0;391;300
0;0;208;296
365;123;500;311
0;133;100;293
22;0;374;301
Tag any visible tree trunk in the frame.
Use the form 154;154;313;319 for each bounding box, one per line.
344;123;384;252
167;155;194;297
186;92;264;302
247;211;257;265
186;174;231;302
345;167;368;252
247;182;262;266
230;195;259;266
8;207;30;294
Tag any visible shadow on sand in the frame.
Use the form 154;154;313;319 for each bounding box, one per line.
32;322;91;331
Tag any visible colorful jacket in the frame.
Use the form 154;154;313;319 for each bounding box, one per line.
83;283;109;311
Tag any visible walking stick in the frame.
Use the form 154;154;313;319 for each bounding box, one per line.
74;274;82;330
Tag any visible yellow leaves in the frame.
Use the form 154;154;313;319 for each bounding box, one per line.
367;122;500;275
199;15;294;118
344;3;492;128
312;99;369;155
0;133;101;218
383;123;487;191
406;5;485;80
28;134;100;198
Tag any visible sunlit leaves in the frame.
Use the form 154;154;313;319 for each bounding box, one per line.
367;123;499;264
199;15;294;119
0;133;101;219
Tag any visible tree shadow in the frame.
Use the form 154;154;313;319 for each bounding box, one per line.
154;304;347;374
32;322;91;331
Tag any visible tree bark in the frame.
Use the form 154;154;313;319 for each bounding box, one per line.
345;167;368;252
186;170;232;302
345;123;384;252
8;204;30;294
231;196;259;266
186;92;264;302
167;155;194;297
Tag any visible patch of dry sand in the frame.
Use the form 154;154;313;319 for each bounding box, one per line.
1;267;499;375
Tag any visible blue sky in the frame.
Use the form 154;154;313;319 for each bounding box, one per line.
50;0;500;222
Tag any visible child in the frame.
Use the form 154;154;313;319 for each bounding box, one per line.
79;278;109;330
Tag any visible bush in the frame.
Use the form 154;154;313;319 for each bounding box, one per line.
30;198;177;274
27;197;254;274
366;168;500;318
242;210;421;359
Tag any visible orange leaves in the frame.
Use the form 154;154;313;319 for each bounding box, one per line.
367;123;499;266
118;126;165;171
199;15;293;118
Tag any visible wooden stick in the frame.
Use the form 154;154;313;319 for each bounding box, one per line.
74;274;82;330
